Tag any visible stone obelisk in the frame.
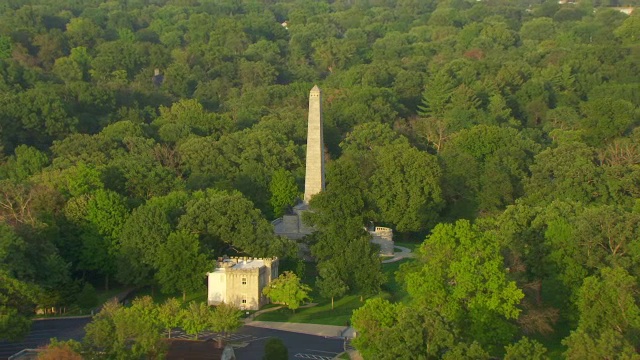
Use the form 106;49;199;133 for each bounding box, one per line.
303;85;325;204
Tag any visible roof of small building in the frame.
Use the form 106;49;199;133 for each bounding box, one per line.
232;259;265;269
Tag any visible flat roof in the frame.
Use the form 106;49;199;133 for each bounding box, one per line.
232;259;265;269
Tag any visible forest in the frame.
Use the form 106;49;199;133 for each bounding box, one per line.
0;0;639;358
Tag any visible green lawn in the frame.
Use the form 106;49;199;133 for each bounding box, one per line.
131;286;208;305
381;258;413;303
255;294;363;326
394;241;421;252
255;258;414;325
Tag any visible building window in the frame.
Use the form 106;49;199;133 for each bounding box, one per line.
242;277;247;285
241;298;247;304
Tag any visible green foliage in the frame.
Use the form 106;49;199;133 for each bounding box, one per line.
441;125;539;216
178;189;295;257
210;302;243;346
307;158;384;296
83;297;166;359
0;306;31;342
0;0;638;354
316;261;348;309
370;142;443;232
0;145;49;181
441;342;490;360
153;99;232;143
401;220;524;352
157;298;182;339
180;301;211;340
0;35;11;60
269;169;300;218
562;267;640;358
116;191;188;286
0;223;29;279
263;337;288;360
352;298;458;360
83;300;121;356
525;141;605;205
155;231;210;299
76;282;98;309
263;271;312;312
86;189;129;239
504;337;549;360
0;271;38;341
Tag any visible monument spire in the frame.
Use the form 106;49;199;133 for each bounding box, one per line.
304;85;325;204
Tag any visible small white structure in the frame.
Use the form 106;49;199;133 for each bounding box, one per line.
207;257;278;311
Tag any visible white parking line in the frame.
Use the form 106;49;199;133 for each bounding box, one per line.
294;353;333;360
305;349;339;354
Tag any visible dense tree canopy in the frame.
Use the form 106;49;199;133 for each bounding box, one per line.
0;0;638;357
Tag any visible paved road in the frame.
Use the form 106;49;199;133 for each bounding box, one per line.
1;319;343;360
168;327;344;360
381;245;414;263
0;317;91;360
231;326;344;360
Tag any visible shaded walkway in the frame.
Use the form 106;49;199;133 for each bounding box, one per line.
381;245;414;263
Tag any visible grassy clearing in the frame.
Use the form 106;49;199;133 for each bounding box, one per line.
255;294;363;326
394;241;421;251
381;258;413;303
131;286;208;305
255;258;414;325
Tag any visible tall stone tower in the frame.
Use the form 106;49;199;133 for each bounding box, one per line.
304;85;325;204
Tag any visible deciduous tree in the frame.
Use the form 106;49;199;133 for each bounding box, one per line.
403;220;524;351
181;302;211;340
263;271;311;313
158;298;182;339
210;302;242;347
316;261;348;310
562;267;640;358
155;231;210;301
269;169;300;218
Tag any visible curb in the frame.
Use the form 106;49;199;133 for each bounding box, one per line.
33;315;92;321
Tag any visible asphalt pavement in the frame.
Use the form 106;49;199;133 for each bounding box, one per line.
231;326;344;360
1;318;344;360
0;317;91;360
166;326;345;360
